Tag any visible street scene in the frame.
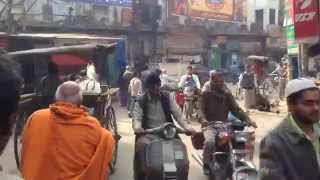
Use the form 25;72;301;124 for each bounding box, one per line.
0;100;286;179
1;0;320;180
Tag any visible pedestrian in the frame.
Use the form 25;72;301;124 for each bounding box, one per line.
35;61;61;108
239;66;256;112
21;81;115;180
118;66;134;107
0;55;23;180
128;71;142;117
278;62;288;100
200;70;257;175
260;78;320;180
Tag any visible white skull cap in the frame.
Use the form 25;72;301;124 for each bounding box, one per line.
285;78;317;98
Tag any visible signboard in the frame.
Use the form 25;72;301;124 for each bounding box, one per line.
71;0;132;7
293;0;320;43
284;0;294;26
166;32;204;50
285;25;299;54
170;0;235;21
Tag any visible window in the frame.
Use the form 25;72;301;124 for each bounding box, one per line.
270;9;276;24
255;9;264;30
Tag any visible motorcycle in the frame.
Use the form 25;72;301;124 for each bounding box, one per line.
134;122;190;180
192;120;257;180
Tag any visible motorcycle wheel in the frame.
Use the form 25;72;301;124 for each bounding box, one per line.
209;162;232;180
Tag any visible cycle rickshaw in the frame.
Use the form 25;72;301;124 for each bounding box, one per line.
7;43;122;174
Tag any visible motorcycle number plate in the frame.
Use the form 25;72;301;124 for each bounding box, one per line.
175;151;184;160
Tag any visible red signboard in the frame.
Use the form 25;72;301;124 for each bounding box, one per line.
293;0;320;43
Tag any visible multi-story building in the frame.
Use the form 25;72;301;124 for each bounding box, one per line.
0;0;167;65
0;0;286;70
247;0;286;59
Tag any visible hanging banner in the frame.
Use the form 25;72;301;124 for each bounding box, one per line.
285;25;299;54
293;0;320;43
170;0;235;21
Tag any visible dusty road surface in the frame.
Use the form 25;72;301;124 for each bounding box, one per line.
0;102;285;179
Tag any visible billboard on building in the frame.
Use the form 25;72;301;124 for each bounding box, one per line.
293;0;320;44
170;0;247;22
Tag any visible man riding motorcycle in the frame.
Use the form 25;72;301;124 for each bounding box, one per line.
178;65;201;90
200;70;257;175
132;73;196;179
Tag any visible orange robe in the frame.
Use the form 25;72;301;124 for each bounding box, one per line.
20;102;114;180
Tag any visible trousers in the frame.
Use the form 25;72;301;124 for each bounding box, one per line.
203;127;217;165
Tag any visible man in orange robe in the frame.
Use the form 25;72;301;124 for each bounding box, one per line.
20;81;114;180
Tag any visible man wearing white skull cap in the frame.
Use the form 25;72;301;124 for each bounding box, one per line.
260;78;320;180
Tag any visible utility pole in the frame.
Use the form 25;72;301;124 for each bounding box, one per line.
6;0;13;33
131;0;139;64
151;12;159;58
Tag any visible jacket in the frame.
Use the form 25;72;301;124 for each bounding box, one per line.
200;88;249;123
259;116;320;180
137;92;173;129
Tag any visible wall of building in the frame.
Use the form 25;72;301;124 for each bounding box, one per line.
247;0;279;31
2;0;134;28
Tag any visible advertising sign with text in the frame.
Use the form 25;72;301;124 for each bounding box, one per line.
293;0;320;43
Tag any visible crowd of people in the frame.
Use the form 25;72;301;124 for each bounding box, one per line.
0;53;320;180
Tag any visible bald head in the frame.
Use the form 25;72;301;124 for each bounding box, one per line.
55;81;83;105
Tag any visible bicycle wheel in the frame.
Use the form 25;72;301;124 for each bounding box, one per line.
103;106;120;174
14;110;29;169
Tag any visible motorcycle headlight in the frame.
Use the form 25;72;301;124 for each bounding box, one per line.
217;131;230;145
163;125;177;139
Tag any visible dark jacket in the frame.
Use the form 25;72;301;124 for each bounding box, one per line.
259;116;320;180
200;88;249;123
137;92;173;129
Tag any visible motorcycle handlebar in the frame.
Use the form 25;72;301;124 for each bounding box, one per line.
135;123;188;135
202;120;252;131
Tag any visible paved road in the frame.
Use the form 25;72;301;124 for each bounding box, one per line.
0;102;285;179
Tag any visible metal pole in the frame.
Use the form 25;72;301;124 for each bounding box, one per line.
7;0;13;33
131;0;139;63
152;21;158;57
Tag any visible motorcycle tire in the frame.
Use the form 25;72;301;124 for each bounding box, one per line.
210;162;232;180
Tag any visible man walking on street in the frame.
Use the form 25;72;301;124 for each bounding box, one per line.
260;78;320;180
239;66;256;112
200;71;257;175
21;81;114;180
128;71;142;117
